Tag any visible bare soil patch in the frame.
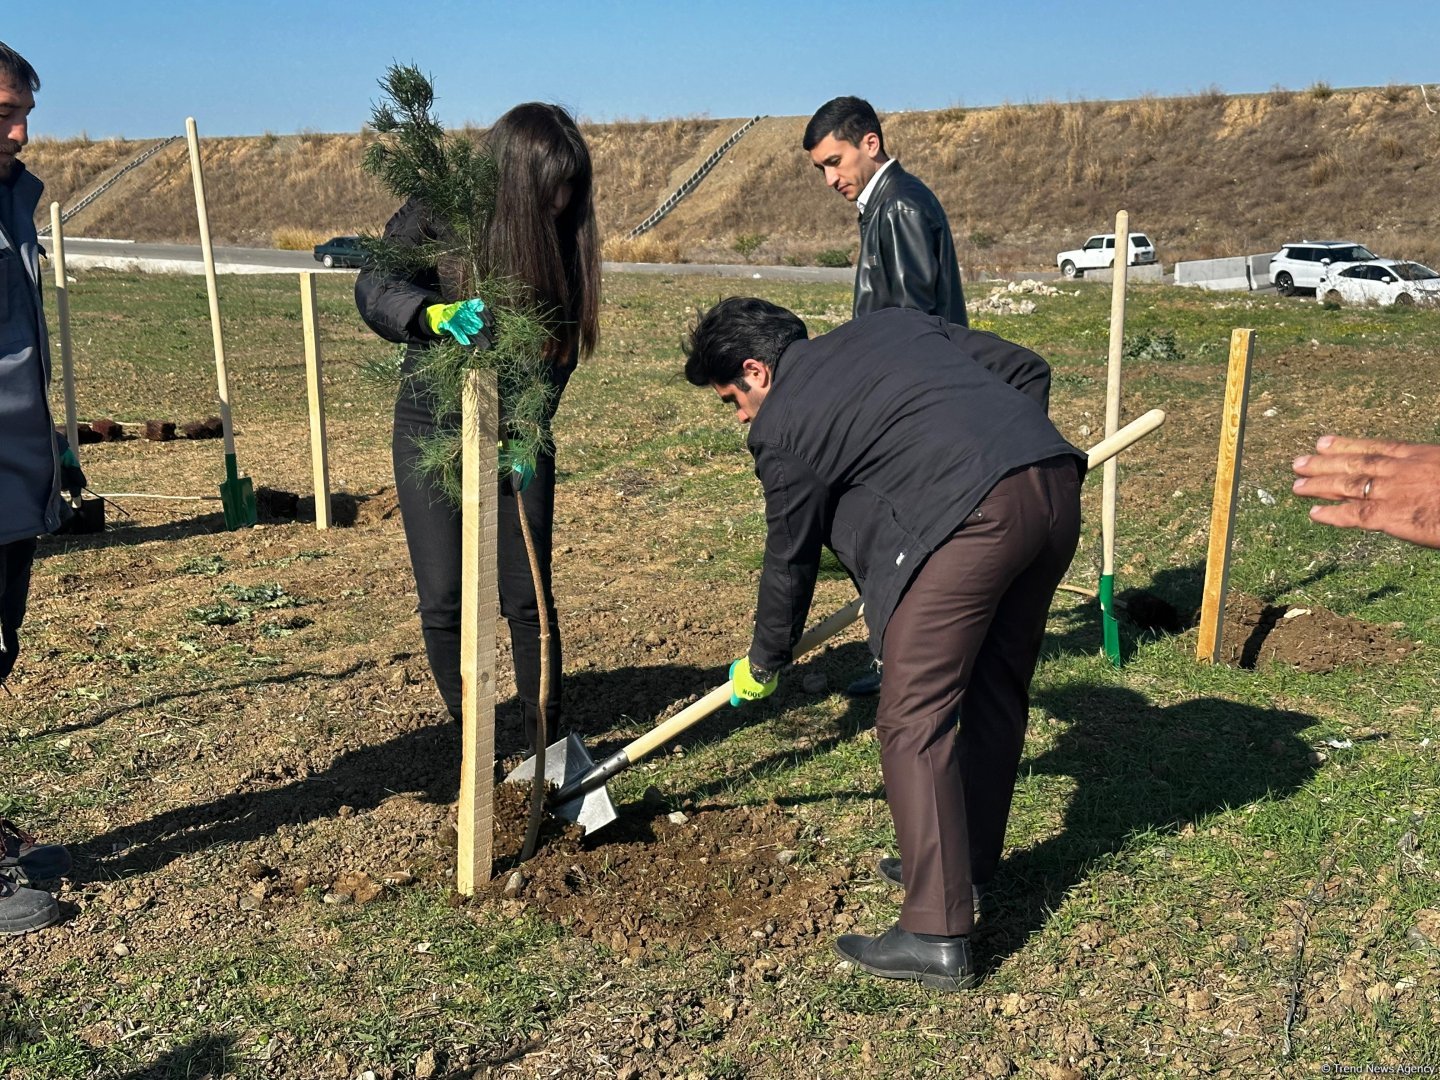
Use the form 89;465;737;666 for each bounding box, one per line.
484;783;850;957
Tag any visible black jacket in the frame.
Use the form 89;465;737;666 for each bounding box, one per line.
354;197;446;370
354;197;576;414
854;162;967;326
745;308;1082;670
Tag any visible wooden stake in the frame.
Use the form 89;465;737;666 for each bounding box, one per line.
298;273;332;530
1196;329;1257;664
1100;210;1131;665
49;203;80;455
457;369;500;894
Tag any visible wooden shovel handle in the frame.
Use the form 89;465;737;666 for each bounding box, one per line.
619;408;1167;767
186;117;237;459
623;596;866;762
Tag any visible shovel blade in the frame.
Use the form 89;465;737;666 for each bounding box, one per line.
221;475;257;530
505;731;618;835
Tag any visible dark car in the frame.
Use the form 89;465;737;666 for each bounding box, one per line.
313;235;368;269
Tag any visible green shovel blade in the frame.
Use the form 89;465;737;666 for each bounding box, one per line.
221;453;257;530
1100;573;1121;667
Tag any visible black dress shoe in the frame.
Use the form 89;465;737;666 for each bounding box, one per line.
844;670;882;697
835;922;978;991
876;857;989;923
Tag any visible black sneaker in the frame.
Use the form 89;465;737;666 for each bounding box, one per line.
0;870;60;934
835;922;978;991
876;857;989;923
1;819;72;882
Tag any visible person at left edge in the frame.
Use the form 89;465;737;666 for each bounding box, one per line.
687;299;1083;990
0;39;76;935
355;103;600;752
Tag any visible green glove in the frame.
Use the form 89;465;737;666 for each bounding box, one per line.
424;298;487;345
500;441;536;493
59;446;87;499
729;657;779;707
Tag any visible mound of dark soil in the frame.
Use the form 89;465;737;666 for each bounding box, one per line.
1220;593;1416;673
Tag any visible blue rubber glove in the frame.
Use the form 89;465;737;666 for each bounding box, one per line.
424;298;487;345
729;657;779;707
500;441;536;493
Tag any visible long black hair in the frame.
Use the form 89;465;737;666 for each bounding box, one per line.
483;103;599;361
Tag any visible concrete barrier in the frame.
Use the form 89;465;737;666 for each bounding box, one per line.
1247;253;1272;289
1174;257;1251;291
1088;264;1164;284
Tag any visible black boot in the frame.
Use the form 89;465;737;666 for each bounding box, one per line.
835;922;978;991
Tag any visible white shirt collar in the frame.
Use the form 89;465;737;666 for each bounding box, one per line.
856;158;896;215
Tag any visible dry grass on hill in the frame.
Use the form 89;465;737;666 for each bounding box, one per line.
24;86;1440;269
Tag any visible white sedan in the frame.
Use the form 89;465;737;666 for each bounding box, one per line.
1317;260;1440;307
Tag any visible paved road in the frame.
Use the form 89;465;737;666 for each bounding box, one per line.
59;238;863;282
62;238;335;275
60;239;1159;287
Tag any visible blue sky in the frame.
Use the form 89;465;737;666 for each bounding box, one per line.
8;1;1439;139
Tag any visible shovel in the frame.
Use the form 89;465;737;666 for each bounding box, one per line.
186;117;256;530
509;408;1168;835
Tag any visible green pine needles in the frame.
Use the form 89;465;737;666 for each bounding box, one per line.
363;64;557;503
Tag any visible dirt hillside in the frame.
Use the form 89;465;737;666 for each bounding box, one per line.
23;85;1440;269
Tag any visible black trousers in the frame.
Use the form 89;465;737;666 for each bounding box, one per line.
392;389;561;740
0;538;38;687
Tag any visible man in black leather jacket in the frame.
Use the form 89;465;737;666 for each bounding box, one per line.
805;96;969;697
804;95;967;325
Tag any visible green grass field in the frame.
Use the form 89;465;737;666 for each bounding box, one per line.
3;269;1438;1079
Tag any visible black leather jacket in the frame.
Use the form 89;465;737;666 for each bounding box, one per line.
854;162;967;325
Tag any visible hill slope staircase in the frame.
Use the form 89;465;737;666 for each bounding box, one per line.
628;116;763;238
38;134;182;236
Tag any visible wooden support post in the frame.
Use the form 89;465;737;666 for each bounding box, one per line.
298;273;332;530
1100;210;1130;666
457;369;500;894
49;203;80;455
1196;329;1257;663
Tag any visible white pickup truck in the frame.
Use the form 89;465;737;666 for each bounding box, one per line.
1056;233;1157;278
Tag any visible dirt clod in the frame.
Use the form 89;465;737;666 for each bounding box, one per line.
182;416;224;439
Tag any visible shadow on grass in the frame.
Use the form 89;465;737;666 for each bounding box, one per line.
29;661;381;740
68;654;727;883
976;683;1318;970
108;1033;238;1079
33;491;381;561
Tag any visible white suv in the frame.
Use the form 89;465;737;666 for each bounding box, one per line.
1056;233;1156;279
1270;241;1378;296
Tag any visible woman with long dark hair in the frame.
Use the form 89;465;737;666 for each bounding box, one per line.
356;102;600;750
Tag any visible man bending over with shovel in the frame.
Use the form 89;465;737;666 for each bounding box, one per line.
684;298;1084;990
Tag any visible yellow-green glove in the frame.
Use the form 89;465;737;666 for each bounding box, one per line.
424;298;487;345
729;657;779;707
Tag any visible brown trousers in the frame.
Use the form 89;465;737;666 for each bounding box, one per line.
877;455;1082;936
